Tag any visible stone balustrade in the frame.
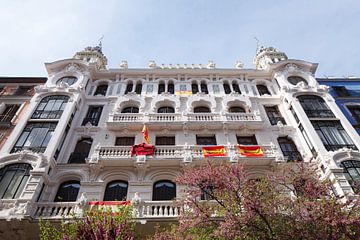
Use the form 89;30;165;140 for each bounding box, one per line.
33;202;79;218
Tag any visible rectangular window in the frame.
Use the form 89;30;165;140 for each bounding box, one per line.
212;85;220;94
237;136;258;145
348;105;360;123
115;137;135;146
82;106;103;126
196;135;217;145
333;86;350;97
311;120;357;151
0;105;20;125
146;84;154;93
13;86;33;96
264;106;286;125
155;136;175;146
12;122;57;153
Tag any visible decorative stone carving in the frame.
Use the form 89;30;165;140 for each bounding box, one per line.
136;155;146;164
65;63;82;73
148;60;157;68
120;60;128;69
235;60;244;69
207;60;216;69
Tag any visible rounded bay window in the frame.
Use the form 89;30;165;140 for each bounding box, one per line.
56;76;77;86
287;76;307;86
0;163;32;199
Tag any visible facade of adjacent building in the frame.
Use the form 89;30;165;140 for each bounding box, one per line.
0;46;360;239
317;78;360;134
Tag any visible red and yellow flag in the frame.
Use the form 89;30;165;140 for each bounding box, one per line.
142;125;150;144
202;146;227;157
238;145;264;157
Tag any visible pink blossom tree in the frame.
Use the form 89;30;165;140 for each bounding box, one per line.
151;162;360;240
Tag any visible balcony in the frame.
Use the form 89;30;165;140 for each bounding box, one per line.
107;112;263;130
32;200;180;220
95;144;276;166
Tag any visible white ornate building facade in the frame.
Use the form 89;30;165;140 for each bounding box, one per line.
0;46;360;239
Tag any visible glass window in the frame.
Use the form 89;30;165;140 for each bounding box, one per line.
68;138;93;164
94;85;108;96
278;137;302;162
82;106;103;126
168;83;175;94
32;96;69;119
115;137;135;146
0;164;32;199
57;76;77;86
153;180;176;201
311;121;357;151
135;83;142;94
121;107;139;113
54;181;80;202
264;106;286;125
194;106;211;113
196;135;217;145
200;83;208;94
192;83;199;94
158;83;165;94
104;181;128;201
212;85;220;94
298;95;335;118
232;83;241;93
229;106;245;113
341;160;360;193
125;83;133;94
155;136;175;146
256;84;271;96
158;106;175;113
12;122;57;153
237;136;257;145
332;86;350;97
348;105;360;124
223;83;231;94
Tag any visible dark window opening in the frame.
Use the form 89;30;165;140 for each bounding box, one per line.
121;107;139;113
287;76;307;86
257;84;271;96
57;76;77;86
194;106;211;113
125;83;133;94
153;180;176;201
13;86;33;96
264;106;286;125
0;163;32;199
196;135;217;145
158;106;175;113
223;83;231;94
155;136;175;146
68;138;93;164
232;83;241;93
229;106;245;113
54;181;80;202
115;137;135;146
104;181;128;201
192;84;199;94
200;83;208;94
298;95;335;118
135;83;142;94
333;86;350;97
168;83;174;94
237;136;258;145
158;83;165;94
82;106;103;126
341;160;360;193
94;85;108;96
32;95;69;119
278;137;302;162
0;105;20;125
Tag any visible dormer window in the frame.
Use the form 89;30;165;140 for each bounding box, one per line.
287;76;307;86
57;76;77;86
94;84;108;96
256;84;271;96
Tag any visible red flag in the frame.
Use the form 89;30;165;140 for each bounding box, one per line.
238;145;264;157
131;143;155;156
142;125;150;144
202;146;227;157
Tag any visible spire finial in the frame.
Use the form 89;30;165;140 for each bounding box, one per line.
97;35;104;52
254;37;260;53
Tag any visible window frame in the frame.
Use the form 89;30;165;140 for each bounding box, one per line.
32;95;69;120
103;180;128;201
0;163;32;199
152;180;176;201
54;180;80;202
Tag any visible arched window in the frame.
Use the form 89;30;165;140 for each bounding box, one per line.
256;84;271;96
232;83;241;93
229;106;245;113
68;138;93;164
103;180;128;201
158;83;165;94
121;107;139;113
278;137;302;162
194;106;211;113
287;76;307;86
192;83;199;94
158;106;175;113
57;76;77;86
200;82;208;94
125;82;133;94
135;82;142;94
153;180;176;201
341;160;360;193
223;83;231;94
32;95;69;119
297;95;334;118
0;163;32;199
54;181;80;202
94;84;108;96
168;82;175;94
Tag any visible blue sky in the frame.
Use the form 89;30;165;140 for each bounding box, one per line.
0;0;359;77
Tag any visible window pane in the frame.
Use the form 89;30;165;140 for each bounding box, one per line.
3;171;25;199
0;171;16;198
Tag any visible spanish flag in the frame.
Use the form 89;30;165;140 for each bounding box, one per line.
202;146;227;157
142;125;150;144
238;145;264;157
